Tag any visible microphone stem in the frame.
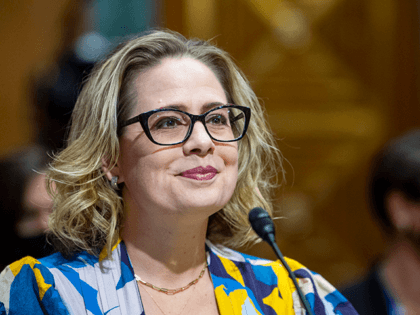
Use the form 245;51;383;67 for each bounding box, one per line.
267;234;314;315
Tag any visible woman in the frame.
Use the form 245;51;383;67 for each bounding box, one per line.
0;30;357;315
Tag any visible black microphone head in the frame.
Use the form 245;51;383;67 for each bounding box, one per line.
248;207;275;243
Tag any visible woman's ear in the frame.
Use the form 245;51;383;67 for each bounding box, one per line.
102;157;124;183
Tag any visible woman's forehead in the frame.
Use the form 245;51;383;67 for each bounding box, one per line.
131;58;227;113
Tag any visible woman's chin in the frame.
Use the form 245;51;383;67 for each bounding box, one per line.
173;199;226;218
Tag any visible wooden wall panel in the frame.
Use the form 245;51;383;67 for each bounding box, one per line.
0;0;78;157
165;0;420;285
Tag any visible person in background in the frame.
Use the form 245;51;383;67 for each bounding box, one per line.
0;30;358;314
0;145;55;271
341;129;420;314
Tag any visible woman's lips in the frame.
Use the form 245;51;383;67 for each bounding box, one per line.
181;166;218;181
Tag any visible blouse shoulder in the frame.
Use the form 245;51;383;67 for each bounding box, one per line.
206;241;358;315
1;241;145;315
281;257;358;314
0;255;69;315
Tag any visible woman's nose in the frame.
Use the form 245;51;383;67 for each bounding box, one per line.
182;121;215;156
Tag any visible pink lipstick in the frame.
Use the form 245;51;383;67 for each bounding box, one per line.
181;166;217;181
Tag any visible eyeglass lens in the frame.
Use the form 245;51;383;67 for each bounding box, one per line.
147;107;246;145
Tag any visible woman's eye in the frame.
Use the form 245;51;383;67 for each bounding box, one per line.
155;117;181;129
207;114;228;125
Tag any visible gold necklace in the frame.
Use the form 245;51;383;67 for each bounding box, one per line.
134;261;208;295
141;281;196;315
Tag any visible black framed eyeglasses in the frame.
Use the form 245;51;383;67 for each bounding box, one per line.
120;104;251;146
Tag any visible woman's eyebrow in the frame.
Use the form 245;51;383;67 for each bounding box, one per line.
158;102;225;113
202;102;225;112
158;104;186;110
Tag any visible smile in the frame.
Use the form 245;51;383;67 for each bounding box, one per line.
181;166;218;181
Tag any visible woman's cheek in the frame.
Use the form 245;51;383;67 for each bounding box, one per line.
219;144;239;167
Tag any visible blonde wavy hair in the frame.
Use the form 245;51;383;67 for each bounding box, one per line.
47;29;284;259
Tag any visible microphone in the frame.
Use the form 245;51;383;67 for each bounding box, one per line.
248;207;276;244
249;207;314;315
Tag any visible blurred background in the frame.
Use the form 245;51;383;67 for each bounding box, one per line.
1;0;419;287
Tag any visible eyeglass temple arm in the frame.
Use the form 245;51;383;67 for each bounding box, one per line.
230;112;245;123
120;116;141;128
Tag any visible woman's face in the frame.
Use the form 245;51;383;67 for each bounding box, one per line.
112;57;238;218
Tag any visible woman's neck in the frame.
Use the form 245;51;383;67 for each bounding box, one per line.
120;201;210;288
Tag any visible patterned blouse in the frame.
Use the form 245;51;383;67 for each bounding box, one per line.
0;239;358;314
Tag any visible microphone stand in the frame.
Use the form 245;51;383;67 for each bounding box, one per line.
266;233;314;315
249;207;314;315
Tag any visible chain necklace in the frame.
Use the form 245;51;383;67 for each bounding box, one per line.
134;261;208;295
141;281;196;315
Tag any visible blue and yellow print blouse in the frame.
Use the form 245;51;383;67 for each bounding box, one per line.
0;240;358;314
